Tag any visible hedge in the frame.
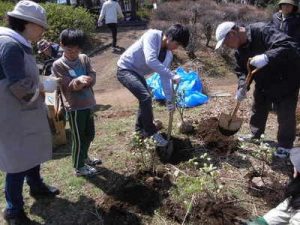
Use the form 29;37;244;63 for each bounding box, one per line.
0;1;95;43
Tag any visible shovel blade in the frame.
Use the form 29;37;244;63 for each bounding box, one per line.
218;113;242;136
157;140;173;162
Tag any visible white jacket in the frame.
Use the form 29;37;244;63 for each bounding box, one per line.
99;0;124;24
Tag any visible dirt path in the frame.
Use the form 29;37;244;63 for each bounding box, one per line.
91;27;146;109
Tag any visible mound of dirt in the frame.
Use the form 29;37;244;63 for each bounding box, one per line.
195;117;238;153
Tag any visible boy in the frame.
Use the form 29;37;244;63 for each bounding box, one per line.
117;24;190;147
52;29;101;176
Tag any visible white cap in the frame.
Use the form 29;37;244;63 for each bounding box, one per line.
7;0;48;29
290;148;300;173
215;21;235;50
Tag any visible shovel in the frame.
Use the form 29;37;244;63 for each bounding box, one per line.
218;60;259;136
159;83;179;161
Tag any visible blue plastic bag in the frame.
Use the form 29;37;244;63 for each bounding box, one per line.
146;67;208;107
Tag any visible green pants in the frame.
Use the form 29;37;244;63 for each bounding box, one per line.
68;109;95;169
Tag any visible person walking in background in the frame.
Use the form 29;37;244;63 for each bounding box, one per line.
215;21;300;158
0;1;60;224
271;0;300;44
52;29;102;177
98;0;124;52
117;24;190;147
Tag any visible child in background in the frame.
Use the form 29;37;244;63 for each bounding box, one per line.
52;28;101;177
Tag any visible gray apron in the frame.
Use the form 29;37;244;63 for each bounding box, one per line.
0;37;52;173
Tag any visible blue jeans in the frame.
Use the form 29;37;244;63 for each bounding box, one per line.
5;165;43;216
117;68;157;137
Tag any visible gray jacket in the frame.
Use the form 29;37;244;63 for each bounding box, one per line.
117;29;174;100
0;30;51;173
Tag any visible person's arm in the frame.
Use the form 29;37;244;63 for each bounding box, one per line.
262;25;300;69
142;32;176;101
263;198;292;225
98;3;106;22
117;3;124;19
1;42;37;102
83;55;96;87
143;32;175;80
52;60;82;91
234;52;247;89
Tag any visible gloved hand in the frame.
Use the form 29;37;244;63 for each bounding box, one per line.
166;101;175;111
172;74;181;84
250;54;269;69
235;87;247;101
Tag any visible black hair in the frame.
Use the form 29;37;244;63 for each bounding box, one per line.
165;24;190;48
7;16;28;32
285;175;300;210
59;28;86;48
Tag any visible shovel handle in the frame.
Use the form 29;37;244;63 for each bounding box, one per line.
167;82;180;140
230;59;259;119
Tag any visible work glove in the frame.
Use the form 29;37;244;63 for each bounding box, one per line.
250;54;269;69
166;101;175;112
235;87;247;101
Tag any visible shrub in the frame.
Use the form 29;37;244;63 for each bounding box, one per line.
151;0;272;54
0;1;13;27
0;2;95;43
42;3;95;43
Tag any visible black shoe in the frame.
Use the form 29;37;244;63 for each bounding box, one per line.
3;209;31;225
30;183;60;198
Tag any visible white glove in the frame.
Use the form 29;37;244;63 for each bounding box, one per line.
172;74;181;84
250;54;269;69
235;87;247;101
166;101;175;112
77;76;89;85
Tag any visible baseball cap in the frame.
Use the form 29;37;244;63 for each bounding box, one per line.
215;21;236;50
7;0;48;29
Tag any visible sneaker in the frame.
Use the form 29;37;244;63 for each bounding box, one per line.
274;147;291;158
30;183;60;198
85;157;102;166
152;132;168;147
75;165;97;177
3;209;31;225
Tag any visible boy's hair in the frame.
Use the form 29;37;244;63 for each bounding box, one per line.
165;24;190;48
7;16;28;32
60;28;86;48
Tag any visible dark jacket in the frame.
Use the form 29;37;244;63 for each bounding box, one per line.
272;12;300;44
235;22;300;100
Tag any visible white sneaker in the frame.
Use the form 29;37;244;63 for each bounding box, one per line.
75;165;97;177
274;147;291;159
152;133;168;147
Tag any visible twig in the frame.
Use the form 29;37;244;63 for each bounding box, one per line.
169;164;189;176
182;194;195;225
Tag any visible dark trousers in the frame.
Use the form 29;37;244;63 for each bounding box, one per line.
117;68;157;137
68;109;95;169
250;88;299;148
107;23;117;47
5;165;43;216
